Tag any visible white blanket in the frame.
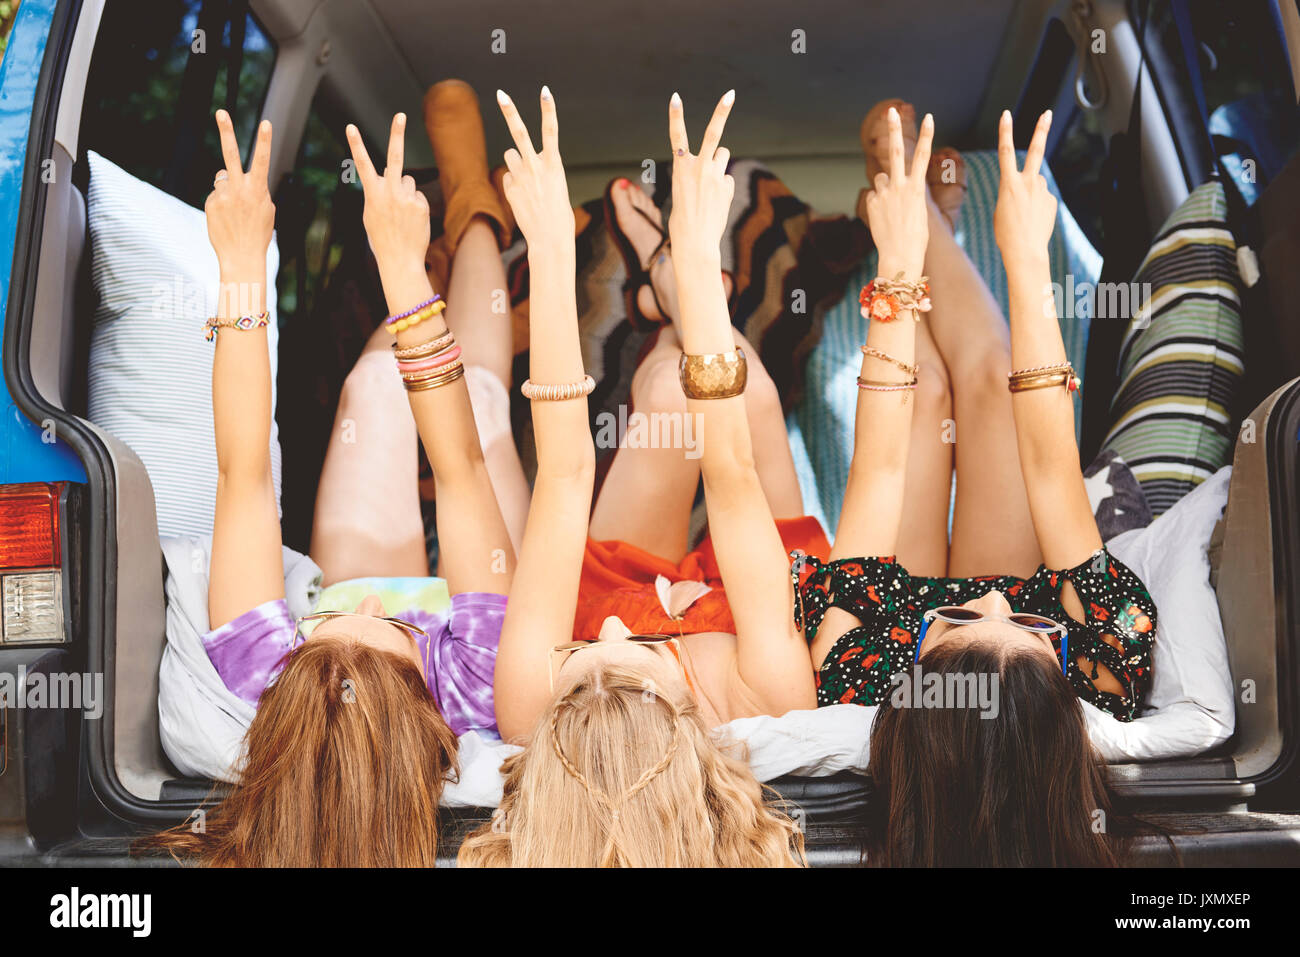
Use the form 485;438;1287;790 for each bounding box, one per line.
158;467;1235;806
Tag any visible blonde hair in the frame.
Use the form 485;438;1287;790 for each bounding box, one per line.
458;663;805;867
135;637;458;867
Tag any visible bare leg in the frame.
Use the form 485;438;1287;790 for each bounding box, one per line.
589;327;702;561
310;325;429;585
923;200;1042;578
444;216;530;551
607;182;801;521
895;318;953;576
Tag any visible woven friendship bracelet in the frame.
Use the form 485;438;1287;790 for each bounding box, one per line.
204;311;270;342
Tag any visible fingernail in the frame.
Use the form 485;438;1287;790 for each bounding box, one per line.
670;92;682;108
497;89;510;105
541;85;552;101
722;89;735;106
1003;109;1012;121
888;106;898;120
396;112;406;125
1043;108;1053;122
616;177;629;188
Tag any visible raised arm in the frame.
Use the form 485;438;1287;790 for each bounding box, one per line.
344;114;514;596
490;89;596;742
829;107;934;563
206;112;284;629
994;110;1103;580
666;93;814;714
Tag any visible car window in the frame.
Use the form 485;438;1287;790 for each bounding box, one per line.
78;0;275;210
1153;1;1299;202
275;86;360;328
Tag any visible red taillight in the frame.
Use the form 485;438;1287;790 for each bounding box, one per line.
0;483;62;569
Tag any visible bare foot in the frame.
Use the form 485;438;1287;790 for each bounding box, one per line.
609;178;732;323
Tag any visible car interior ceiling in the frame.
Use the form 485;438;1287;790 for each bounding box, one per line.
17;0;1300;812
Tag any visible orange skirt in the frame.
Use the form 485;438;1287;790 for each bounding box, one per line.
573;516;831;640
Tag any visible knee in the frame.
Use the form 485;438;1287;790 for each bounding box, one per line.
952;345;1012;410
631;355;687;415
743;353;784;421
914;358;953;420
337;350;411;426
341;350;402;404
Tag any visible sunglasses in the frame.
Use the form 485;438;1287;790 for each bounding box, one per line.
915;607;1068;676
548;635;691;694
295;611;429;646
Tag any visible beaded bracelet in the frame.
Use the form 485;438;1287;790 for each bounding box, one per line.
386;295;443;326
204;311;270;342
520;375;596;402
386;298;446;333
860;345;920;376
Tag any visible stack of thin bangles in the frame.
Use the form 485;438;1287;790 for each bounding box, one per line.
1007;361;1081;396
394;330;463;392
857;345;919;396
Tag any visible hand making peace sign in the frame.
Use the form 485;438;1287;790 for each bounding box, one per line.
205;109;276;277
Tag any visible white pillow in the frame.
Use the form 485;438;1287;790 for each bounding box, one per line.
86;150;282;537
1083;466;1236;761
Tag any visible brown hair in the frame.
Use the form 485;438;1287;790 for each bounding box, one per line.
864;638;1128;867
457;663;805;867
135;637;458;867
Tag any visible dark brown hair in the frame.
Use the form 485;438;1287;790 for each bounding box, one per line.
134;637;458;867
864;638;1128;866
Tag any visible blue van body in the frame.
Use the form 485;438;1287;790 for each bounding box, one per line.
0;0;84;485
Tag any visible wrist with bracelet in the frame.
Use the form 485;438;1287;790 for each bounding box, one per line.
859;273;932;323
1007;361;1081;396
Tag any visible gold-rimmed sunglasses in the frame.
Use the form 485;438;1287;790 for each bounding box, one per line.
548;634;690;693
294;611;429;647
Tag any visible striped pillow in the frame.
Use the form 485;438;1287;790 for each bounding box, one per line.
86;150;282;538
1102;182;1244;515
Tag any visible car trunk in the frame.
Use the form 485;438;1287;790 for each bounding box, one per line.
5;0;1300;863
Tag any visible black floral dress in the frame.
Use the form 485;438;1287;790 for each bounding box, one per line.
792;548;1156;721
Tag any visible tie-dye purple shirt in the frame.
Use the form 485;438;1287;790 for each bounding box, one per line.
202;592;505;737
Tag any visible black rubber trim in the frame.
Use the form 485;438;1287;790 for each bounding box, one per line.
3;0;176;826
1243;378;1300;807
